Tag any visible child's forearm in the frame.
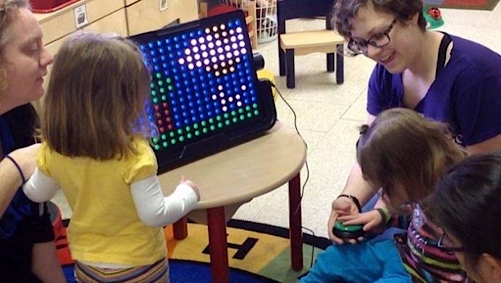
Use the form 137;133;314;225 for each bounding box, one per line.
131;176;198;227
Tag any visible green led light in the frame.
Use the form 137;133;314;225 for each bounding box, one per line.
156;73;161;79
177;129;183;135
187;133;192;139
179;136;185;142
166;78;172;83
240;115;245;120
245;106;251;111
158;80;163;86
225;120;230;126
195;130;200;136
162;142;168;147
186;126;191;132
231;111;236;116
238;108;244;113
209;118;214;124
216;116;221;121
203;128;208;133
161;134;167;140
247;113;252;118
161;95;166;101
218;122;223;128
254;110;259;115
153;98;158;104
223;113;229;119
201;121;207;126
152;137;158;143
171;139;176;145
170;132;175;137
151;90;157;96
194;123;199;129
160;88;165;93
168;85;173;91
210;125;215;131
232;117;237;123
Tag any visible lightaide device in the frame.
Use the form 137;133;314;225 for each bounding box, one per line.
129;10;277;173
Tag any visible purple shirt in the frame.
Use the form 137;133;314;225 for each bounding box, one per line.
368;34;501;146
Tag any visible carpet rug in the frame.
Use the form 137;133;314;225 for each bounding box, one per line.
438;0;499;10
56;219;331;283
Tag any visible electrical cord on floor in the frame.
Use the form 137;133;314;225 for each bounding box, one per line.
269;81;319;269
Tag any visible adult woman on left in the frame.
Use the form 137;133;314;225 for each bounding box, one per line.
0;0;65;282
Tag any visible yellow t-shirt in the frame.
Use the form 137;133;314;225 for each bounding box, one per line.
38;138;165;266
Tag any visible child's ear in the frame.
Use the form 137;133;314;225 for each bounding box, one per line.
479;253;501;280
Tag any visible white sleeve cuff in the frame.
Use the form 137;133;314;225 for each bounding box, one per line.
22;167;60;202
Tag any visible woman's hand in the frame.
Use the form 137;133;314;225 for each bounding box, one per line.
328;197;360;244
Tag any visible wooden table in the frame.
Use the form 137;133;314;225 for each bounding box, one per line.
158;121;307;283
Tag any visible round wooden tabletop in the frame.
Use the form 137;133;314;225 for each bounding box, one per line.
157;121;307;209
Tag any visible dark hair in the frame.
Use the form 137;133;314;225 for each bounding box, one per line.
357;108;465;209
333;0;426;39
433;153;501;269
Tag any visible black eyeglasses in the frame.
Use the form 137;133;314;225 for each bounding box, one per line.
347;18;398;55
437;232;465;254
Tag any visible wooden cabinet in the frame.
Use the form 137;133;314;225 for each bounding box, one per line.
33;0;198;112
83;8;128;35
126;0;199;36
36;0;199;48
35;0;126;46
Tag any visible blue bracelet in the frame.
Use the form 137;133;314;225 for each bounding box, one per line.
4;155;27;184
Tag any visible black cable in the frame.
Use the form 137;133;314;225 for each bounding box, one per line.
270;82;318;268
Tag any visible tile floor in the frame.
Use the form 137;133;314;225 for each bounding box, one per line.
52;5;501;240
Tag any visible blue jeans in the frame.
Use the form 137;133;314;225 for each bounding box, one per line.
300;239;411;283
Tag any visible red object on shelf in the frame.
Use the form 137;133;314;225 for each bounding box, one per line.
30;0;80;13
207;5;239;17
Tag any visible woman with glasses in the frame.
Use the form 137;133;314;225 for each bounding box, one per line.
328;0;501;270
302;108;468;282
432;153;501;283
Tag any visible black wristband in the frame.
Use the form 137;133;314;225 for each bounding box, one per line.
337;194;362;213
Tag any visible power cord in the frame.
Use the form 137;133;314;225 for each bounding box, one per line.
269;81;320;268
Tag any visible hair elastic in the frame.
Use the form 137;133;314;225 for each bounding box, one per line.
375;207;391;224
4;155;26;184
337;194;362;213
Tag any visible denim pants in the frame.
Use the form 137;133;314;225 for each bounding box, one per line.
300;239;411;283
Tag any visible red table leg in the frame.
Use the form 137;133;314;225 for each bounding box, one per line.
173;216;188;240
207;207;229;283
289;173;303;271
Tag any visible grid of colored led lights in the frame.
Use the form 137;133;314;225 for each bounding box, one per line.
136;13;262;153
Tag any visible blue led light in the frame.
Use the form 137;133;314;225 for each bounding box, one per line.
137;16;263;150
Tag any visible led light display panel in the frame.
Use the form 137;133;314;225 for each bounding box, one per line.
129;10;276;173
